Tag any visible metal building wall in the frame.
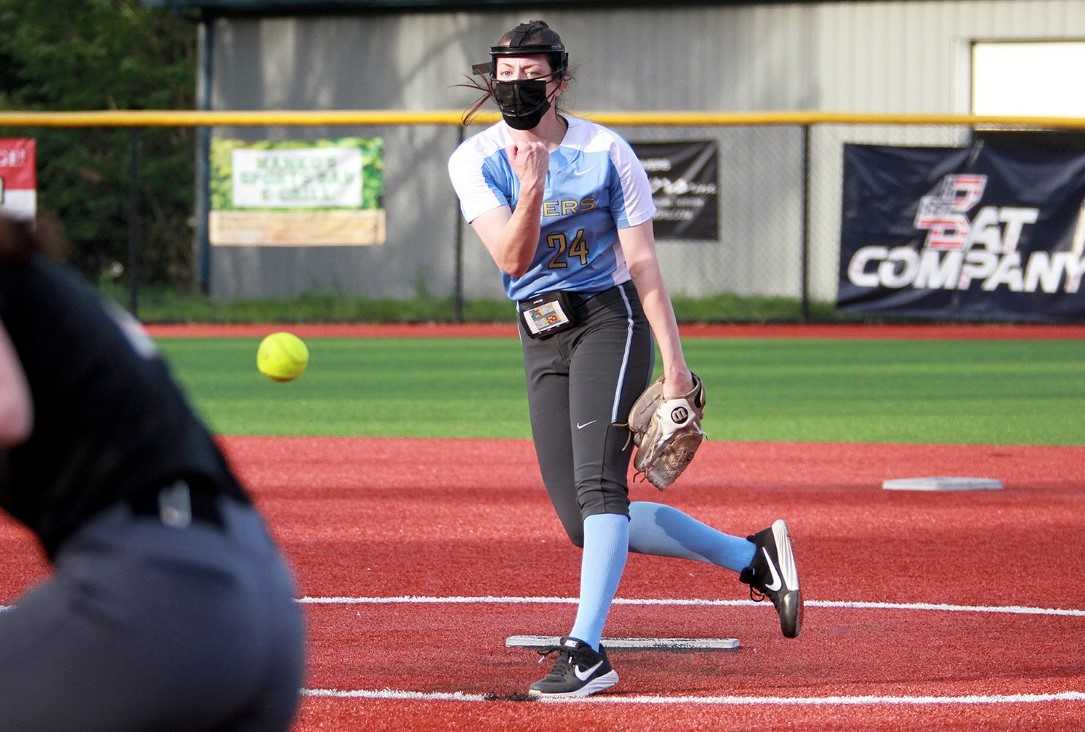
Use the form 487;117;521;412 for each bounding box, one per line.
205;2;1085;303
804;1;1085;300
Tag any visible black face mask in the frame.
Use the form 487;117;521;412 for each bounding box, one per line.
492;78;552;130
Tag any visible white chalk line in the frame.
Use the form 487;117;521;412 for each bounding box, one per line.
293;595;1085;618
4;594;1083;709
5;595;1084;617
302;688;1085;706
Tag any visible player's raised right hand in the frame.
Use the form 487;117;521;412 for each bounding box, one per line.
507;142;549;189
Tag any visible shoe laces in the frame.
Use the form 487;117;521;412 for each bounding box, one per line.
739;563;768;603
536;644;575;667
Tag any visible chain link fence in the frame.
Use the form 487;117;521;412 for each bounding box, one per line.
3;111;1081;322
613;124;804;302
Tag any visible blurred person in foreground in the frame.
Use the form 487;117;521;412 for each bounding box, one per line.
0;215;304;730
449;20;802;698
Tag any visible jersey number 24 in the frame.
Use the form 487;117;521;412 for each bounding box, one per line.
546;228;589;269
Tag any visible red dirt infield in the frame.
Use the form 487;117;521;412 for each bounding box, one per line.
1;436;1083;729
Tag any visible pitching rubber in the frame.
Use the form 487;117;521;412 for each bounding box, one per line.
507;636;740;651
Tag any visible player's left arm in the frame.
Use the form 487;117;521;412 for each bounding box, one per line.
0;319;33;446
618;221;694;399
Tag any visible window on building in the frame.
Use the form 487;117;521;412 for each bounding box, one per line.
972;41;1085;149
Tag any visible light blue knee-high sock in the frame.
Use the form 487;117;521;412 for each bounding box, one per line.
569;513;629;651
628;501;755;572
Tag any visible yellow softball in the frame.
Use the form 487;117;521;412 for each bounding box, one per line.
257;332;309;383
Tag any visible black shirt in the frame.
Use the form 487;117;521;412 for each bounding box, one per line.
0;254;249;559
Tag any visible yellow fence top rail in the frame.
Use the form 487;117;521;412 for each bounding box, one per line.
2;109;1085;128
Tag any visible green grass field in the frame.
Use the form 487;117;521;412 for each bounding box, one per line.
157;337;1085;445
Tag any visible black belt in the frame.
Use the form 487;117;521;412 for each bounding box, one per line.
125;480;226;530
517;282;629;311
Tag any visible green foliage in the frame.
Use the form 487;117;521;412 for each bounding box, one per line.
209;138;245;212
360;137;383;210
98;283;844;324
0;0;196;286
111;286;516;324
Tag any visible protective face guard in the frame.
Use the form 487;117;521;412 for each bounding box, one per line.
472;43;568;80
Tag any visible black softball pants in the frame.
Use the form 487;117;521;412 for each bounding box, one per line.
519;280;655;547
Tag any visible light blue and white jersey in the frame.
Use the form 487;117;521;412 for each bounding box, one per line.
448;115;656;301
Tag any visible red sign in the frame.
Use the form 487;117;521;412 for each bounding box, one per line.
0;138;36;219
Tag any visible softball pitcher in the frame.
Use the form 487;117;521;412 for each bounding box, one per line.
449;20;803;698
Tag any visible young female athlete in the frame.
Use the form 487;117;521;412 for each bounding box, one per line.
0;216;305;730
449;20;803;698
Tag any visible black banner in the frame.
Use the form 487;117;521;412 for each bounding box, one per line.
631;140;718;241
838;142;1085;322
